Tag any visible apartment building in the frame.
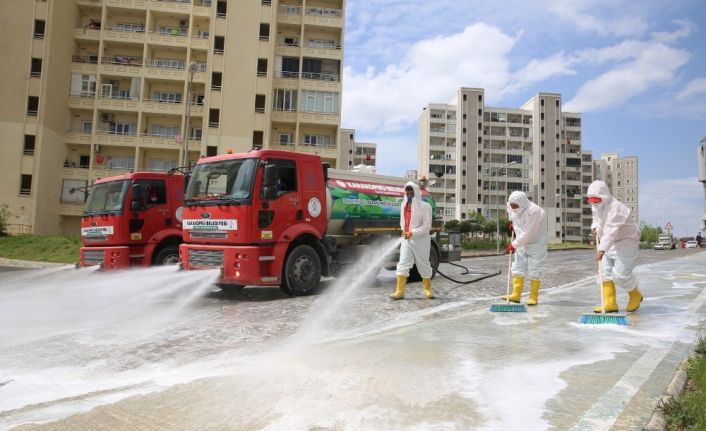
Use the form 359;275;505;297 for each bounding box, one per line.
339;128;377;171
0;0;345;235
418;88;593;243
594;152;639;223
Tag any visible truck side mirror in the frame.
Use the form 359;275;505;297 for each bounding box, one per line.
130;183;147;211
263;164;278;200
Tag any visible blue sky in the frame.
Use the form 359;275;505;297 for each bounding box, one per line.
339;0;706;237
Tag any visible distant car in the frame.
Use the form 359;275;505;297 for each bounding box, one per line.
686;240;698;249
652;242;672;250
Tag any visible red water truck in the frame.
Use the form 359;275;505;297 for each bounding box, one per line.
78;171;185;270
179;149;444;295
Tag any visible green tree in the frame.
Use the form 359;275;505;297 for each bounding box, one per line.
639;222;662;243
444;219;460;231
459;220;472;239
466;212;486;238
0;204;10;237
483;219;497;240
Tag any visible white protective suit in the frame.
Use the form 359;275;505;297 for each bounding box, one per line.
588;180;640;291
396;181;433;279
507;191;548;280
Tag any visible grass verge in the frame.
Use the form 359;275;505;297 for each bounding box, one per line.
660;337;706;430
0;234;81;264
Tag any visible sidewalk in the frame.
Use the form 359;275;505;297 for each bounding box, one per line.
0;257;66;269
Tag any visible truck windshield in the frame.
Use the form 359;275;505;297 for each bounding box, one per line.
185;158;257;204
84;180;129;215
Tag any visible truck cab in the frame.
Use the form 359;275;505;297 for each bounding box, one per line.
79;172;184;269
179;149;442;296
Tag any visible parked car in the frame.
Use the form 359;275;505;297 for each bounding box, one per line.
686;240;698;248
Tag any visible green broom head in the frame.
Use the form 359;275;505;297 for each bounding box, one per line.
578;313;629;325
490;303;527;313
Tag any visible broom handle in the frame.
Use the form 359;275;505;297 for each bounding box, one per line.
597;236;605;314
506;230;515;303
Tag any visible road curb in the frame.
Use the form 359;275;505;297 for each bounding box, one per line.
643;325;705;431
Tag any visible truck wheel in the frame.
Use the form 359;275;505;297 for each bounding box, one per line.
281;244;321;296
408;245;440;282
154;245;180;265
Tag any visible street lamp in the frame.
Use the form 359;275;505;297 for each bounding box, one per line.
181;61;199;168
496;160;518;253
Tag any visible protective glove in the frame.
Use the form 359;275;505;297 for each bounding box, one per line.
402;231;412;240
506;242;515;254
508;222;513;232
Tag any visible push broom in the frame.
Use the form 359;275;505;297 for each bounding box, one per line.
490;232;527;313
579;239;629;325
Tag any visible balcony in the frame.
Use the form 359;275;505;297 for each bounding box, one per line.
271;109;297;123
138;134;200;150
299;110;339;126
105;0;148;9
96;95;141;112
68;93;97;109
94;130;139;147
304;7;344;28
301;43;342;61
65;130;93;145
102;26;146;44
141;98;185;115
59;203;85;217
100;57;144;77
149;0;193;13
74;27;101;41
278;6;302;25
147;29;189;47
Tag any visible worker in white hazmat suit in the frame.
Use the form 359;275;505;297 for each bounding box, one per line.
502;191;548;305
587;180;642;313
390;182;434;300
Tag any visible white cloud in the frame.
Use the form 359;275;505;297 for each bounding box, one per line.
651;19;694;44
342;23;518;133
639;177;703;237
547;0;649;37
677;78;706;100
564;43;689;112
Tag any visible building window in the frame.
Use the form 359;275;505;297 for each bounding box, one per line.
206;146;218;157
147;159;178;172
20;174;33;195
214;36;225;54
211;72;222;90
300;90;339;114
216;0;227;17
255;94;266;113
273;89;296;111
30;58;42;77
106;156;135;170
23;135;35;155
209;109;220;127
150;124;180;137
304;134;332;148
152;91;182;103
259;23;270;41
82;121;93;133
33;20;45;39
253;131;264;149
27;96;39;116
279;133;292;145
257;58;268;77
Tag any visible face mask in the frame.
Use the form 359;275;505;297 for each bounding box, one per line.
406;195;413;203
590;202;604;211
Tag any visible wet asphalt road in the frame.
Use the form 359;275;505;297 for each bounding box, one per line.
1;248;704;430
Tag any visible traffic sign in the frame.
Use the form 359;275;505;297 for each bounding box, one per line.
665;222;673;230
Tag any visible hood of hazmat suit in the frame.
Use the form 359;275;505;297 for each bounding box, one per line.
506;191;548;253
587;180;639;252
399;181;432;238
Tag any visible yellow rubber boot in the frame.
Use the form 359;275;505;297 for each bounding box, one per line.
626;287;643;312
390;275;407;300
593;280;619;313
422;278;434;299
501;276;524;303
527;279;540;305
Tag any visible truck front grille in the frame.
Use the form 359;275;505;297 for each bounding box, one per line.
189;231;228;239
188;249;224;267
83;250;105;266
85;235;108;242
